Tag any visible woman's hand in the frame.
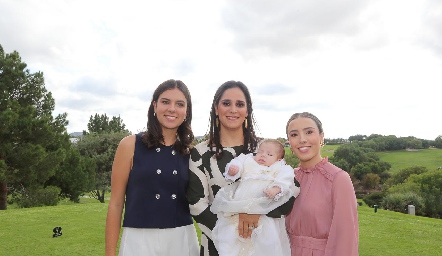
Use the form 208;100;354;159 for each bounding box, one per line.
238;213;260;238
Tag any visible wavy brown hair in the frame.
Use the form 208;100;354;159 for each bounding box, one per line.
142;79;194;155
208;80;259;159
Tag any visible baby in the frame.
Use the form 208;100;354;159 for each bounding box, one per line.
210;139;300;256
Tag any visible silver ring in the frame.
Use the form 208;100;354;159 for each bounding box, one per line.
248;226;254;230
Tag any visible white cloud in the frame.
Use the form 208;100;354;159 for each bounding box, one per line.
1;0;440;141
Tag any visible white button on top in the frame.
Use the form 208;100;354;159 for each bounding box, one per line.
171;194;176;199
157;169;161;174
171;150;176;155
172;170;177;175
156;148;161;152
156;194;160;199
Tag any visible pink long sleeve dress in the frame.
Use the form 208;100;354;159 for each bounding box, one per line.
286;157;359;256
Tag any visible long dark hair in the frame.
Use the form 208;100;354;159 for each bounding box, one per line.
142;79;194;155
208;80;259;159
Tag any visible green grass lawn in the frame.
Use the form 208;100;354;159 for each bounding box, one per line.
0;199;108;256
377;148;442;173
321;144;340;158
358;202;442;255
1;199;442;255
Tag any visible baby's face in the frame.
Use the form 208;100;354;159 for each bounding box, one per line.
254;143;280;167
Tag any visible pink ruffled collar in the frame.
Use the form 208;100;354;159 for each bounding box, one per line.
295;157;334;181
298;157;328;173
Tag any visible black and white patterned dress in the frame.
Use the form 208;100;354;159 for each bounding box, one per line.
187;141;296;256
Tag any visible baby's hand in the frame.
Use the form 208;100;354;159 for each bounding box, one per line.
228;165;239;176
263;186;281;199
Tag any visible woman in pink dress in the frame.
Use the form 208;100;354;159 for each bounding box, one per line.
285;112;359;256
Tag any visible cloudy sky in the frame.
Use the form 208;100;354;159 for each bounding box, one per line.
1;0;441;140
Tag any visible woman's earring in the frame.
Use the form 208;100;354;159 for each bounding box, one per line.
154;112;156;117
244;119;248;128
215;116;219;128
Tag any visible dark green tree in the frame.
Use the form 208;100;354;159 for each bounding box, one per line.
0;44;70;209
348;134;367;142
406;138;422;149
384;166;428;188
84;113;128;135
331;143;390;182
331;143;370;170
413;170;442;218
434;135;442;149
421;139;430;149
76;131;129;203
361;173;381;190
352;163;372;180
47;146;96;202
367;134;383;140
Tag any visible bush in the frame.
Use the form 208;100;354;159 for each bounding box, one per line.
14;186;61;208
355;190;367;199
362;192;386;208
411;170;442;218
381;193;404;212
361;173;380;189
381;192;425;215
378;171;391;184
384;166;428;187
331;159;350;173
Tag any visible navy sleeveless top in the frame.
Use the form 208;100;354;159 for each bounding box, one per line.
122;133;193;228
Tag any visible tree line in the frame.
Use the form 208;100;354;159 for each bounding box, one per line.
326;134;441;150
1;44;441;214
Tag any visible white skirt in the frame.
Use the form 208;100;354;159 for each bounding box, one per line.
119;224;199;256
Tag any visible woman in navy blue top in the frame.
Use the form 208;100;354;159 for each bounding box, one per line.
105;79;199;256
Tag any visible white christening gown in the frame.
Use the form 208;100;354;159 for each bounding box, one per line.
210;154;300;256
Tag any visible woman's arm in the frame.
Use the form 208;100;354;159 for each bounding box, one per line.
187;147;218;235
105;135;134;256
326;171;359;255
